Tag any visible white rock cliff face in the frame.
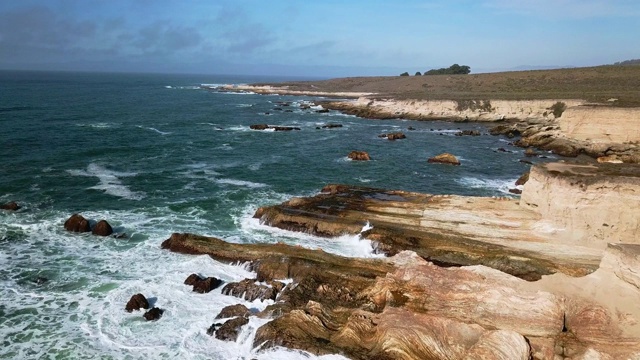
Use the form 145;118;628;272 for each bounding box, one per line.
521;162;640;245
560;106;640;143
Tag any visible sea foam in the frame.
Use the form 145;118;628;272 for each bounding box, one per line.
67;163;145;200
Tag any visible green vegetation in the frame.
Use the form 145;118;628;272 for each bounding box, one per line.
425;64;471;75
614;59;640;66
415;71;422;76
549;102;567;118
399;72;410;76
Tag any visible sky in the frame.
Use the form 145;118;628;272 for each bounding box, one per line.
0;0;638;77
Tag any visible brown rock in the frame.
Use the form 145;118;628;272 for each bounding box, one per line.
272;126;301;131
0;201;20;211
125;293;149;312
64;214;91;233
222;278;283;301
384;132;406;140
184;273;223;293
143;307;164;321
250;124;269;130
215;304;251;319
92;220;113;236
509;188;523;194
347;151;370;161
321;124;343;129
208;316;249;341
428;153;461;165
515;171;530;186
525;148;540;157
455;130;481;136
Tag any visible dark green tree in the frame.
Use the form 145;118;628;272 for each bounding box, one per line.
399;72;410;76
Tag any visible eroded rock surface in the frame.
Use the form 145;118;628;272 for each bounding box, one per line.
427;152;460;165
184;273;223;293
221;278;284;301
64;214;91;233
347;151;370;161
143;307;164;321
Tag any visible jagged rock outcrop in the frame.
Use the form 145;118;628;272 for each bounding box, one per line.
1;201;20;211
92;220;113;236
347;151;370;161
125;293;149;312
379;132;406;140
64;214;91;233
428;153;461;165
215;304;251;319
184;273;223;293
207;316;249;341
162;234;640;359
221;278;284;301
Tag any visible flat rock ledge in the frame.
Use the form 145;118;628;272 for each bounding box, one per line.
161;233;640;359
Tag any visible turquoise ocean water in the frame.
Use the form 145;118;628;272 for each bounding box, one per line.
0;71;553;359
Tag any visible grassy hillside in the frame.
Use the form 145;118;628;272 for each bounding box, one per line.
271;65;640;106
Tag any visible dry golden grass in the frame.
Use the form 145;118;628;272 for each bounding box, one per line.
272;65;640;107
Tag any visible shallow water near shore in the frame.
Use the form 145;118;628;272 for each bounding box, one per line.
0;71;556;359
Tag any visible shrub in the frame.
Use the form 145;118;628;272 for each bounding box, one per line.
399;72;409;76
425;64;471;75
549;102;567;118
414;71;422;76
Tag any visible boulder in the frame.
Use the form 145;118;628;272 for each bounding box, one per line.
221;278;284;301
384;132;406;140
184;273;223;293
322;124;343;129
428;153;461;165
250;124;269;130
92;220;113;236
316;109;330;113
509;188;523;195
143;307;164;321
64;214;91;233
1;201;20;211
125;293;149;312
215;304;251;319
347;151;370;161
208;316;249;341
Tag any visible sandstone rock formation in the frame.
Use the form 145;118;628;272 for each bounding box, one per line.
64;214;91;233
215;304;251;319
221;278;284;301
347;151;370;161
162;233;640;359
92;220;113;236
184;273;223;293
428;153;460;165
515;171;530;186
125;293;149;312
207;316;249;341
143;307;164;321
0;201;20;211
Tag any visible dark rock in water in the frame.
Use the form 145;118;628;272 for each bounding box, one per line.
272;126;301;131
206;322;222;336
428;153;461;166
213;316;249;341
408;126;416;131
64;214;91;233
143;307;164;321
321;124;343;129
379;132;406;140
125;293;149;312
284;109;293;113
315;126;321;130
250;124;269;130
301;105;311;110
497;147;509;153
92;220;113;236
184;273;223;293
273;107;283;111
1;201;20;211
222;278;284;302
454;130;481;136
216;304;251;319
32;276;48;285
348;151;371;161
519;159;534;165
509;188;523;195
315;109;330;113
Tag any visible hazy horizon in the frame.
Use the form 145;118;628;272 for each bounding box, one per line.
1;1;639;77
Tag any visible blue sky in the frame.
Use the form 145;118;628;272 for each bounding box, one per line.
0;0;638;77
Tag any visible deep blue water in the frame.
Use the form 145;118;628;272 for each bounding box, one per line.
0;70;551;359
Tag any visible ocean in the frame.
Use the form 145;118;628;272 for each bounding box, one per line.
0;71;550;359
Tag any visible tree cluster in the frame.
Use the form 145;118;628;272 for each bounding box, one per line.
399;64;471;76
613;59;640;66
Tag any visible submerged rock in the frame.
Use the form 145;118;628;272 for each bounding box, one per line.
455;130;481;136
250;124;269;130
1;201;20;211
428;153;461;165
92;220;113;236
321;123;343;129
347;151;370;161
143;307;164;321
125;293;149;312
380;132;406;140
64;214;91;233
